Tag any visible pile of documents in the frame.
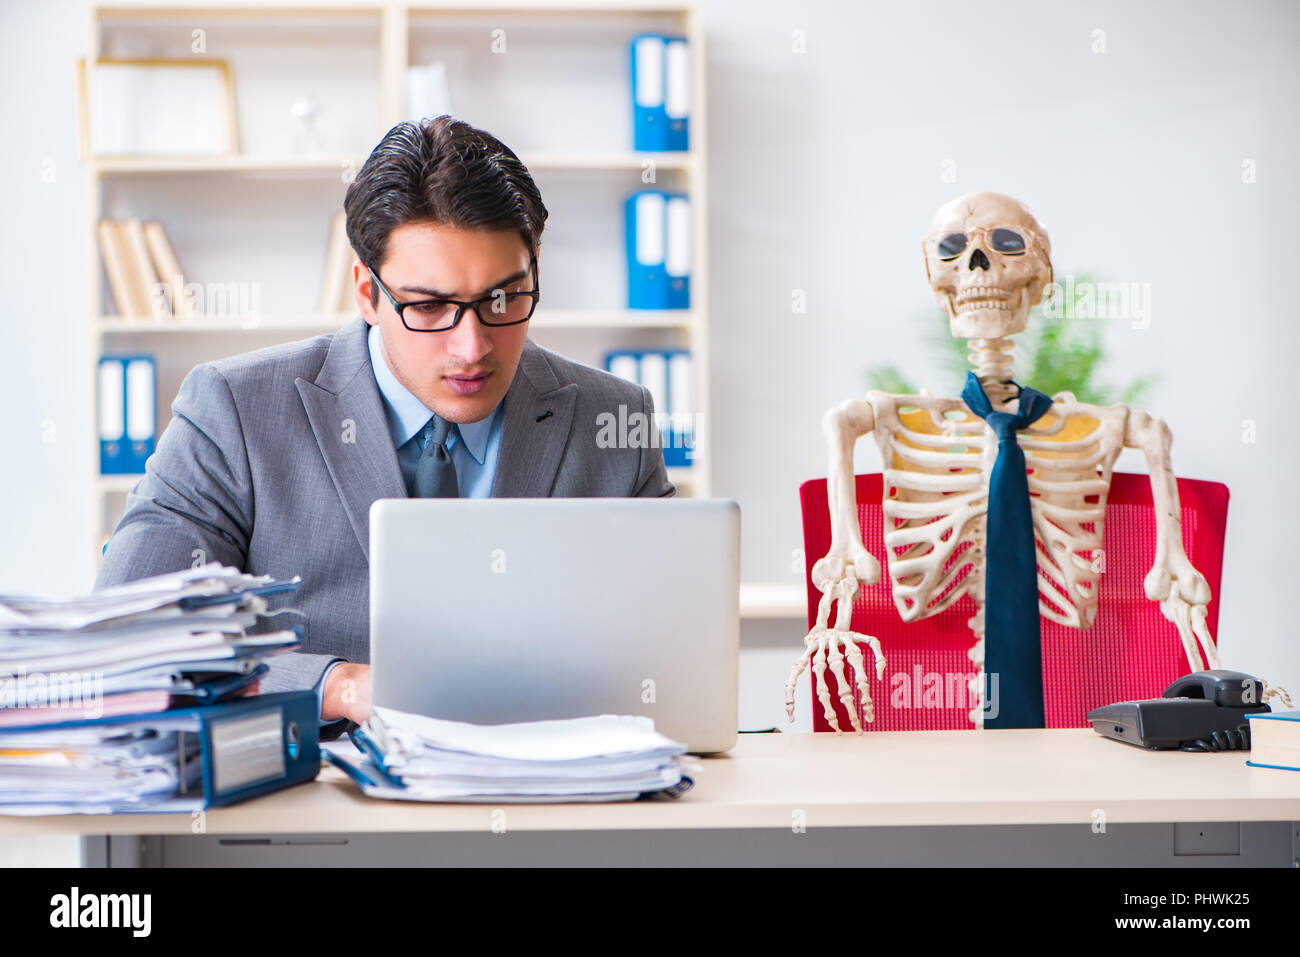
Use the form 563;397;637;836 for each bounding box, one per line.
326;705;694;803
0;563;305;813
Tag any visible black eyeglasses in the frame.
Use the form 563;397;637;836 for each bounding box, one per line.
369;255;539;332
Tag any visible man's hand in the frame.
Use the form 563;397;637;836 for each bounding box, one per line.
322;662;372;725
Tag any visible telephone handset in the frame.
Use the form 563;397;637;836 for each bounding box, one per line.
1086;670;1272;751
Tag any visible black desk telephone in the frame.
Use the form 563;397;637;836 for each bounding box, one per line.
1086;670;1272;751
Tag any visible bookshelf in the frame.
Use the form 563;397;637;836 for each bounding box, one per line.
85;0;713;572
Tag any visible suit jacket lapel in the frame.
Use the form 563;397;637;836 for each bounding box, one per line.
491;338;577;497
296;317;405;563
296;320;580;560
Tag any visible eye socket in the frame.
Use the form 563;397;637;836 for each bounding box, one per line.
990;228;1027;254
936;232;968;260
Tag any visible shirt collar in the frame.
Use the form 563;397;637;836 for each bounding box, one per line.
455;405;499;465
366;322;500;465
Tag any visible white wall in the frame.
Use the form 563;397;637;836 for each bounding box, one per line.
0;0;93;593
0;0;89;864
0;0;1296;849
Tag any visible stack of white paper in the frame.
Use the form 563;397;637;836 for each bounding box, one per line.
0;563;302;812
329;705;692;803
0;563;302;719
0;725;201;814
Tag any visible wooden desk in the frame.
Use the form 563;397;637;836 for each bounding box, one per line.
7;730;1298;866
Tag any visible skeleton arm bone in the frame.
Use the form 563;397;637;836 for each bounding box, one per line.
813;398;881;593
1123;408;1218;669
785;398;887;733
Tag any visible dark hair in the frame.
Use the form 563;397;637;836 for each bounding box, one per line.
344;116;548;306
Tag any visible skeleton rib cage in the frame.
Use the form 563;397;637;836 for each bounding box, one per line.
867;390;1128;631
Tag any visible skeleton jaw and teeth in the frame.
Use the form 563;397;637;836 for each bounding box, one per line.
949;284;1021;315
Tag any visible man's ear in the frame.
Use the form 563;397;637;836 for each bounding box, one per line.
351;258;377;325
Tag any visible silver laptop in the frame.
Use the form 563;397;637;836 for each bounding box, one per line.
369;498;739;753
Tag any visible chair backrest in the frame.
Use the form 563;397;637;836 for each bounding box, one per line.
798;472;1229;731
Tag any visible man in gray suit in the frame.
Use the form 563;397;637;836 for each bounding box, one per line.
96;117;675;738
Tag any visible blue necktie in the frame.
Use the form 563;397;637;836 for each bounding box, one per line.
960;372;1053;729
413;414;459;498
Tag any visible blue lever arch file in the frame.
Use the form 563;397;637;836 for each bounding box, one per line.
0;690;321;812
626;191;690;310
99;354;156;474
626;191;667;309
630;33;689;151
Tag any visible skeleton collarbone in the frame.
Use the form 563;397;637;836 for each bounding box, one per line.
865;389;1127;629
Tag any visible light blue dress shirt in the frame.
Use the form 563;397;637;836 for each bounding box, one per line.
315;322;506;727
366;321;505;498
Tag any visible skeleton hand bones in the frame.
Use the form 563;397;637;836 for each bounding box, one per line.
785;544;888;734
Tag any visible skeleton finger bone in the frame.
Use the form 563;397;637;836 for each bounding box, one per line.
786;627;886;732
1263;682;1293;710
824;633;861;732
816;628;886;733
784;637;813;722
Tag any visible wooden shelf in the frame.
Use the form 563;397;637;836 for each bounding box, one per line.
407;0;694;14
97;0;691;15
739;581;807;619
96;315;351;334
95;309;694;334
92;151;695;176
520;151;696;172
533;308;693;329
96;474;144;494
92;155;361;176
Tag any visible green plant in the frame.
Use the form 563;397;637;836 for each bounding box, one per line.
866;273;1157;406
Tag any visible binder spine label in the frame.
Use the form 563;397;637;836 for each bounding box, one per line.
125;358;155;442
634;36;665;107
665;39;689;119
634;192;666;265
98;359;124;442
209;709;286;794
665;196;691;278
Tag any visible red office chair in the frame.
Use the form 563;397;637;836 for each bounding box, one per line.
798;473;1229;731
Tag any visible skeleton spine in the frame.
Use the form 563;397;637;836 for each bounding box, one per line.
967;337;1016;406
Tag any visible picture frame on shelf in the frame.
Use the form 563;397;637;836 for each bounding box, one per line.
79;57;239;159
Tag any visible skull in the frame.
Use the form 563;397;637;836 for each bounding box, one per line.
923;192;1053;339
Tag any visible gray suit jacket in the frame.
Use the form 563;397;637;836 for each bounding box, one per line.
95;316;675;721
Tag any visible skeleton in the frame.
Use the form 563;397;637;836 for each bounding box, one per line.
786;192;1229;733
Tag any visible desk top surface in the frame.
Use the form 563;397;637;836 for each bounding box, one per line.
4;729;1299;836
